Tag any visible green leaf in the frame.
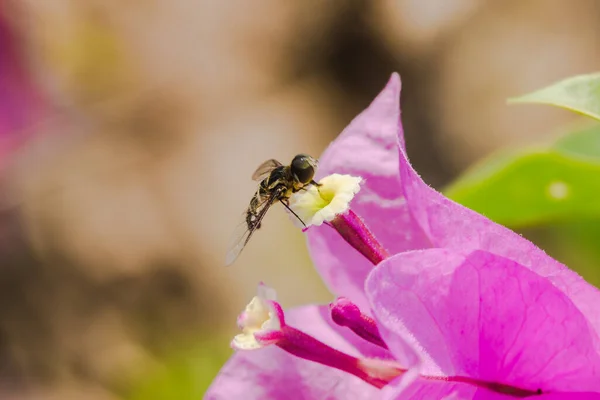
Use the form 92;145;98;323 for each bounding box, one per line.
509;72;600;121
554;124;600;160
445;146;600;228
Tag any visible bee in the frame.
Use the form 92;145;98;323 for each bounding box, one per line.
225;154;319;266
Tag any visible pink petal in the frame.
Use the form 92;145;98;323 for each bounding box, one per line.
205;305;379;399
309;72;600;340
383;381;600;399
396;130;600;337
307;73;430;310
381;379;514;400
536;394;600;400
383;379;600;399
366;249;600;395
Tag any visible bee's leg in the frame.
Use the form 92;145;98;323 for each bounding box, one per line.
310;179;322;195
279;200;306;228
295;180;321;193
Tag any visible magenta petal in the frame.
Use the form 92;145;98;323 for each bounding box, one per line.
396;131;600;337
307;73;430;309
537;395;600;400
205;305;379;399
384;380;600;400
383;379;600;399
381;378;517;400
366;249;600;395
307;72;600;342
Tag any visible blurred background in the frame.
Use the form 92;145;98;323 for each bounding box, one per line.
0;0;599;398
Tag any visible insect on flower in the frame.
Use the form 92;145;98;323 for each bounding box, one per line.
224;154;320;266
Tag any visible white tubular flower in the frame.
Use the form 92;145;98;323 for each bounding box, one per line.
288;174;362;227
231;284;284;350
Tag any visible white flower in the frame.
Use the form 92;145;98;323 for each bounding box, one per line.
231;284;283;350
288;174;362;227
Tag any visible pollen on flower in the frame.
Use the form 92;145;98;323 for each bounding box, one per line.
232;284;283;350
288;174;362;227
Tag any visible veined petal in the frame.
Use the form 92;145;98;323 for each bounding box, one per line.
535;394;600;399
366;249;600;396
396;127;600;338
206;305;380;400
381;379;507;400
308;71;600;342
383;379;600;400
306;73;430;310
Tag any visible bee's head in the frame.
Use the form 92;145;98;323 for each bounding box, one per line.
291;154;317;184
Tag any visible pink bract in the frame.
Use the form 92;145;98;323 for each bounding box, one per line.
369;248;600;398
309;73;600;337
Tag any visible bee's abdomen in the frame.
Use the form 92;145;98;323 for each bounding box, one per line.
246;194;261;229
258;184;269;199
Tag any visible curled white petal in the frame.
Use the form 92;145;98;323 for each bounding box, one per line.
231;284;282;350
288;174;362;227
257;282;277;301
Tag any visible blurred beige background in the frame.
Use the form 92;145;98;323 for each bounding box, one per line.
1;0;599;398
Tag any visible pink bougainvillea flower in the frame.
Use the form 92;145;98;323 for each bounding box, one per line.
206;74;600;399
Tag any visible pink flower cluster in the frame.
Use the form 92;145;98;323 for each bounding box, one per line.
206;74;600;399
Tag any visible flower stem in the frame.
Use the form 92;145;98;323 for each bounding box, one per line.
277;326;403;388
329;210;389;265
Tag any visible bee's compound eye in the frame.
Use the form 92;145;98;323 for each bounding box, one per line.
291;154;316;184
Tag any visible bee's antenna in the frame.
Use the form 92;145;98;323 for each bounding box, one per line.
279;200;307;228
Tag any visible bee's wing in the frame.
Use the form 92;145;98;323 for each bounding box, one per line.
224;192;279;266
251;159;282;181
